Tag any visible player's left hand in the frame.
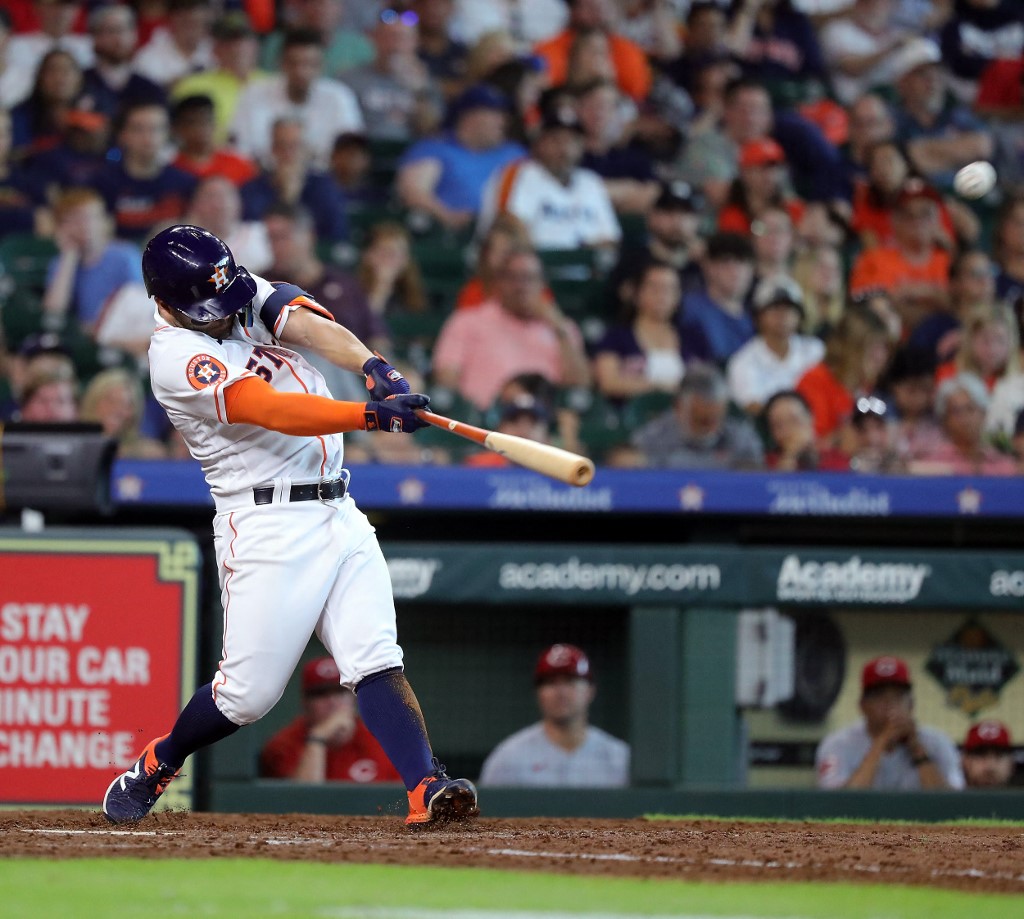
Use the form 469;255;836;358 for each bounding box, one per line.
364;393;430;433
363;353;410;400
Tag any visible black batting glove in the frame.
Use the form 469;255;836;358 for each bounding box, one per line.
363;352;410;401
364;393;430;433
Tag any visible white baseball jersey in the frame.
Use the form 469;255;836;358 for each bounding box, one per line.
477;158;622;250
149;273;345;505
149;273;404;724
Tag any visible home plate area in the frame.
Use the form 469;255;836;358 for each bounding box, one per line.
4;811;1024;893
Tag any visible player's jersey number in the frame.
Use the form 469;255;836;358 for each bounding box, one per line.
246;347;285;382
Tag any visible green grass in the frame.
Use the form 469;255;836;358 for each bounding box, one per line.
1;859;1019;919
645;813;1024;828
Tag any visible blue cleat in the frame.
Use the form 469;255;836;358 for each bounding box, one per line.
405;757;479;826
102;734;179;824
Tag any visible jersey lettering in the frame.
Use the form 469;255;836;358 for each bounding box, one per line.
186;354;228;389
245;347;285;382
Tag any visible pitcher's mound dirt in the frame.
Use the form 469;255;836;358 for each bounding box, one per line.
3;810;1023;893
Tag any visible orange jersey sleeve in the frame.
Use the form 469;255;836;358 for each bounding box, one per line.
224;375;366;435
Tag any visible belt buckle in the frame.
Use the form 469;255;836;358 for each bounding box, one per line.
317;470;350;503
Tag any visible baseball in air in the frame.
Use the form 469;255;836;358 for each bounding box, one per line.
953;161;997;199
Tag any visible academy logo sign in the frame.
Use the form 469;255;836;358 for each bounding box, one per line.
387;558;441;599
776;555;931;604
990;569;1024;598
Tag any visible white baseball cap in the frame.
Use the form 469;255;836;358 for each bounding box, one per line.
891;38;942;82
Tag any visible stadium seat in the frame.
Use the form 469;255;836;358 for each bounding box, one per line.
0;233;58;297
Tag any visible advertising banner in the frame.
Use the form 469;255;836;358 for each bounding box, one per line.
383;543;1024;610
0;530;198;808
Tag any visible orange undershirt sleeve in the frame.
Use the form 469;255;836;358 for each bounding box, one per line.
224;375;367;435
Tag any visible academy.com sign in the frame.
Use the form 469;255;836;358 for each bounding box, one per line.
499;557;721;596
777;555;931;604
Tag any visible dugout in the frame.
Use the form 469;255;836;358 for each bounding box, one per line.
203;542;1024;822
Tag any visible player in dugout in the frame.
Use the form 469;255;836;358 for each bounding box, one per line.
101;225;477;827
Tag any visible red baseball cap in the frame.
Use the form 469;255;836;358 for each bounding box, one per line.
895;177;942;209
739;137;786;169
534;643;593;684
301;656;341;693
861;655;912;692
964;719;1012;751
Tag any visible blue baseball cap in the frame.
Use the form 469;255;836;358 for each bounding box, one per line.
449;84;510;121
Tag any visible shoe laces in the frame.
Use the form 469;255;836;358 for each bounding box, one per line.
131;762;178;805
429;756;450;779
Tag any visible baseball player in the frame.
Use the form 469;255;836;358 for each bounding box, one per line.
478;644;630;787
101;224;478;826
815;656;964;790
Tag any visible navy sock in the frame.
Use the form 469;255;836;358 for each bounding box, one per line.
356;668;435;791
154;683;240;769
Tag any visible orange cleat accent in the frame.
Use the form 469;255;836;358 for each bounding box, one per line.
405;760;479;826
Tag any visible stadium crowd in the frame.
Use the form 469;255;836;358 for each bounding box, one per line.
2;0;1024;475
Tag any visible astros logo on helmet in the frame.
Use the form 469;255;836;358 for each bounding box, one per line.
209;260;231;291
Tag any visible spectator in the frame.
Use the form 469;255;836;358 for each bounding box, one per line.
717;139;804;237
993;194;1024;307
10;47;85;156
79;368;167;459
592;259;689;402
727;277;824;416
846;395;906;472
0;8;30;109
882;346;945;464
1014;407;1024;471
170;94;258;186
1;332;76;422
14;366;79;423
81;4;165;124
849;178;951;332
465;393;553;466
171;11;269;147
0;106;51;239
910;372;1018;475
666;2;730;95
477;105;621;251
838;93;895;193
23;95;110;192
432;246;591;410
961;720;1016;789
132;0;215;89
563;27;618;93
356;221;429;317
329;132;382;207
397;83;525;232
796;303;892;443
629;362;764;469
480;54;548;145
239;116;350;245
889;37;994;190
451;0;568;47
939;0;1024;104
464;30;519;85
792;243;845;335
456;212;534;309
259;0;374;79
533;0;652;102
816;656;965;790
726;0;828;97
750;206;798;289
478;643;629;787
576;78;658;215
94;101;196;243
41;186;145;340
937;300;1017;392
342;8;443;143
675;77;844;211
819;0;912;106
762;389;849;471
259;656;401;783
413;0;470;99
679;231;756;365
183;174;271;275
230;27;364;172
7;0;92;77
987;301;1024;440
615;0;684;63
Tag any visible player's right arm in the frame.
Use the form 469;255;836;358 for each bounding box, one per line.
224;376;429;435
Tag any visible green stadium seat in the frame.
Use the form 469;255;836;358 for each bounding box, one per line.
0;233;58;295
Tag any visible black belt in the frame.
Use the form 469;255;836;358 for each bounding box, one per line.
253;476;348;506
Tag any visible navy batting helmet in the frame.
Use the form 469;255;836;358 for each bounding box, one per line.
142;225;257;322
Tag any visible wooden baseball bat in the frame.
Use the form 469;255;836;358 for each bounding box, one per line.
414;409;595;487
